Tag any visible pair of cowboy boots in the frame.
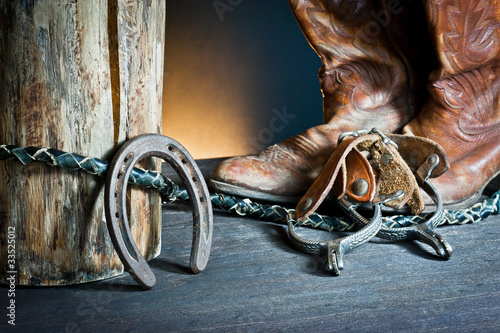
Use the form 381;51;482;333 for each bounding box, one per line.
212;0;500;210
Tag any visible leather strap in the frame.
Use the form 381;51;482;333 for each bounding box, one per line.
295;132;441;221
294;135;376;219
387;134;449;178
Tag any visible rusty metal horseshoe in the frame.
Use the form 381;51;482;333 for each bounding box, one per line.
104;134;213;289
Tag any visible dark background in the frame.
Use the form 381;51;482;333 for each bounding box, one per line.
162;0;323;159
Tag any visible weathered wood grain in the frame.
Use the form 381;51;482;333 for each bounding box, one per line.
115;0;164;262
0;0;165;285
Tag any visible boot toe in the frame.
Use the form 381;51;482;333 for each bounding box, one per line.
212;155;310;197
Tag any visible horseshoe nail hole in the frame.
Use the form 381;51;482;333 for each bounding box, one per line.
181;159;187;164
167;145;173;151
199;196;204;203
115;212;120;218
124;153;134;162
118;163;126;176
192;177;197;182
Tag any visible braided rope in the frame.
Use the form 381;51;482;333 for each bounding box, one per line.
0;144;180;201
208;190;500;232
1;145;499;232
209;194;354;231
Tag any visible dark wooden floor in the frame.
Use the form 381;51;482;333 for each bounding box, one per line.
3;159;500;332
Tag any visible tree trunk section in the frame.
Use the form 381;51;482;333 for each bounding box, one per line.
0;0;165;285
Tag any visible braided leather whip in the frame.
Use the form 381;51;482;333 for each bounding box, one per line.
1;144;499;231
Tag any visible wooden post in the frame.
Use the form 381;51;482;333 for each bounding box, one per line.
0;1;165;285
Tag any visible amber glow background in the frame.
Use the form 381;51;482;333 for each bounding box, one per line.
161;1;322;160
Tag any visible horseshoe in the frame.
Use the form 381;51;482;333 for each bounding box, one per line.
104;134;213;289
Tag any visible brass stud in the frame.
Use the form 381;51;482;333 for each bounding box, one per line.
299;197;314;211
381;154;391;166
351;178;369;196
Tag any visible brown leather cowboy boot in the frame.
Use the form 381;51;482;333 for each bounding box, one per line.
403;0;500;209
211;0;433;203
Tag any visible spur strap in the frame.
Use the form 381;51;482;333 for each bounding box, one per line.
288;129;452;275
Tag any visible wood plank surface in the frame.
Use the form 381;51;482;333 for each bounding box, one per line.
2;159;500;332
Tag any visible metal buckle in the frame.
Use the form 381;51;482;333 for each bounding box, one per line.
338;128;398;151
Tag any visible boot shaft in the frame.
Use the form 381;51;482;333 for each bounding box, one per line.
417;0;500;159
289;0;436;126
289;0;399;70
423;0;500;78
403;0;500;207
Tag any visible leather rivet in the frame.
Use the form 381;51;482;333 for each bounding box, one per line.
427;154;438;165
300;197;314;211
351;178;369;196
381;154;391;166
360;150;372;160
